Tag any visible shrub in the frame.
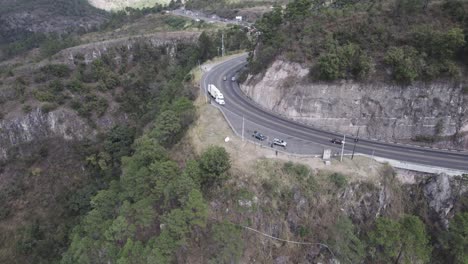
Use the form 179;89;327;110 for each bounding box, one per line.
395;0;425;14
318;53;341;80
282;161;310;179
463;86;468;94
104;73;120;90
329;172;348;188
41;103;58;113
40;64;71;78
66;79;86;92
95;98;109;117
49;80;64;92
411;135;436;143
22;105;32;113
442;0;466;21
33;89;55;102
384;46;420;84
317;43;372;81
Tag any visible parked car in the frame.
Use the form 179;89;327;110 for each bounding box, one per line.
331;138;344;145
252;131;266;141
273;138;287;147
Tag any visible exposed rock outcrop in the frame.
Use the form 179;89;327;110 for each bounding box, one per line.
0;108;94;160
242;60;468;149
58;31;201;65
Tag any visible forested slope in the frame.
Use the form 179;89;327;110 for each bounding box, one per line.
249;0;468;84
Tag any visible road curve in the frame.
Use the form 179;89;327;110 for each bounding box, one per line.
202;54;468;171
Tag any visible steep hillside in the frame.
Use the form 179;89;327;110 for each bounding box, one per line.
59;92;468;264
0;0;107;44
243;0;468;148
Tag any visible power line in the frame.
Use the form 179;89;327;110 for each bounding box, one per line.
239;225;337;260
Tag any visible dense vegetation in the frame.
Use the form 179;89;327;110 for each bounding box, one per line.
61;136;230;263
0;28;224;262
249;0;468;84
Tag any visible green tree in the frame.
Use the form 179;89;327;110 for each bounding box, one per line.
209;221;244;264
199;146;231;188
329;216;365;263
198;31;216;61
104;125;136;166
368;216;431;263
117;239;145;264
183;159;202;187
104;216;135;243
384;46;420;84
446;212;468;263
369;217;402;262
318;53;341;80
398;215;431;264
152;110;182;147
183;189;208;228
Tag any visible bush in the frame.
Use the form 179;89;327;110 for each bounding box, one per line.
317;43;372;81
41;103;58;113
463;86;468;94
40;64;71;78
95;98;108;117
282;161;310;179
411;135;436;143
329;172;348;188
33;89;55;102
384;46;420;84
22;105;32;113
66;79;86;93
443;0;466;21
396;0;425;13
318;53;341;80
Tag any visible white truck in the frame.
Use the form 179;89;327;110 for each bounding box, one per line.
207;84;225;105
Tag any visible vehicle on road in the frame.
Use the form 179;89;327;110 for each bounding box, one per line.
208;84;225;105
331;138;344;145
252;131;266;141
273;138;287;147
231;76;236;81
223;76;227;81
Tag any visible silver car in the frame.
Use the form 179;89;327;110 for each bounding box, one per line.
273;138;287;147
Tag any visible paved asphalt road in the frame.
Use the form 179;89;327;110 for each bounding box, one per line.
202;54;468;171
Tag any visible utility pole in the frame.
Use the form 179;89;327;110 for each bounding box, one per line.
351;127;360;160
221;32;225;57
242;116;244;141
340;134;346;162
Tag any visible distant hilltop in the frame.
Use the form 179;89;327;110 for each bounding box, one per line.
88;0;172;11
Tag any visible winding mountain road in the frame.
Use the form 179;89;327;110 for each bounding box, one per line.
202;54;468;171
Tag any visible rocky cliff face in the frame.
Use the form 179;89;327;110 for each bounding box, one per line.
0;108;94;160
57;31;200;65
242;60;468;149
